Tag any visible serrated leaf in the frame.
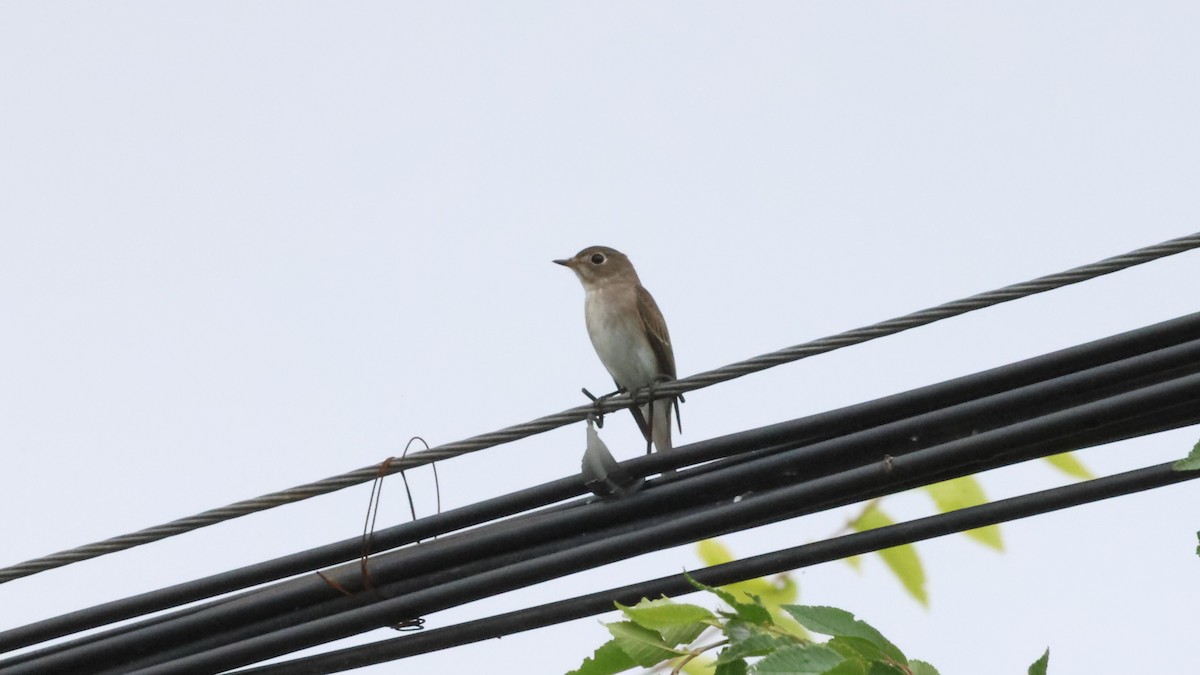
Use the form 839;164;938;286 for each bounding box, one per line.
908;660;941;675
848;506;928;606
782;606;906;665
827;635;887;662
824;660;869;675
734;600;774;625
716;619;796;664
1045;452;1095;479
725;576;801;635
1028;648;1050;675
922;476;1004;551
689;575;775;625
606;621;678;667
688;575;741;609
567;638;638;675
754;644;845;674
770;613;810;642
1173;440;1200;472
660;621;709;648
617;598;715;634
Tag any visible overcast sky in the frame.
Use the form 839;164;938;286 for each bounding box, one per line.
2;3;1199;674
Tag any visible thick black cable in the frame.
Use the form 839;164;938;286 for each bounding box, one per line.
46;375;1200;675
6;309;1200;656
0;478;586;654
233;461;1199;675
71;397;1194;675
133;412;1200;675
118;398;1200;675
7;331;1200;672
3;232;1197;585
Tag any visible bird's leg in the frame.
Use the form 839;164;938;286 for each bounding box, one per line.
649;375;684;434
642;378;677;455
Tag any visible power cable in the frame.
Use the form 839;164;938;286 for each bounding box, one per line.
5;310;1200;658
9;358;1199;674
233;461;1199;675
122;385;1200;675
2;231;1198;585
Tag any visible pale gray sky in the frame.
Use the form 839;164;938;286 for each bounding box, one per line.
2;3;1199;674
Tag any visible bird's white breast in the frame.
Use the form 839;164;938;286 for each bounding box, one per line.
583;286;660;391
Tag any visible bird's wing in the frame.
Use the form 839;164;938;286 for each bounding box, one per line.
636;285;676;380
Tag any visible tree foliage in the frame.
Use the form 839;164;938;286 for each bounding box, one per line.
569;578;1049;675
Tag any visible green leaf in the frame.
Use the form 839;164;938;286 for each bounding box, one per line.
1173;440;1200;472
848;506;928;606
720;574;801;636
567;638;638;675
842;554;863;571
754;644;845;674
827;635;887;662
726;600;774;625
877;542;927;606
847;502;884;532
713;659;749;675
824;660;870;675
864;663;907;675
697;539;736;565
662;621;709;649
729;575;799;608
1044;451;1094;479
688;575;774;625
961;523;1003;550
1028;648;1050;675
782;605;906;665
606;621;678;667
697;541;799;611
688;575;740;608
909;660;942;675
716;619;797;664
617;598;714;635
922;476;1004;551
682;656;716;675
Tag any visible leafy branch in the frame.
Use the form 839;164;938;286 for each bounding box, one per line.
569;577;1048;675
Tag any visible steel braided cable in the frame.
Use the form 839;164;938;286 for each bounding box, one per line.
2;231;1197;584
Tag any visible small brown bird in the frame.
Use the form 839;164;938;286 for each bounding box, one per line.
555;246;677;454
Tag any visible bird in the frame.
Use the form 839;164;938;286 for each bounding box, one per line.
555;246;678;456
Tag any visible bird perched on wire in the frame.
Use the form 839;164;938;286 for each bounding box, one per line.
555;246;680;456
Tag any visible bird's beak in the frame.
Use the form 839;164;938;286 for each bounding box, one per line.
553;258;572;268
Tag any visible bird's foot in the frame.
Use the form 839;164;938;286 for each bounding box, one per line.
582;386;627;428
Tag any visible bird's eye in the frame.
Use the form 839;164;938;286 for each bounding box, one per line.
590;253;606;265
